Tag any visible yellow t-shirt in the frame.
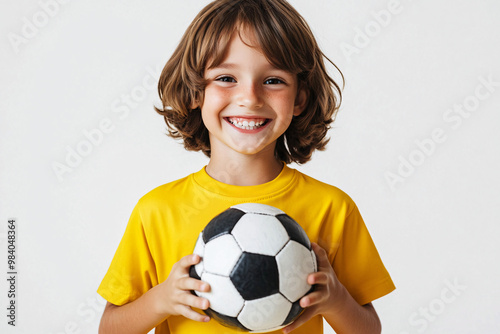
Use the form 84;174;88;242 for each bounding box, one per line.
97;165;395;333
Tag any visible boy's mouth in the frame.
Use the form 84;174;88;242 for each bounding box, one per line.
225;117;270;131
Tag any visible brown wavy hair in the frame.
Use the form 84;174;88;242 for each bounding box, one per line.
155;0;343;164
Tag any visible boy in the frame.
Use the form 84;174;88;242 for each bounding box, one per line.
97;0;395;333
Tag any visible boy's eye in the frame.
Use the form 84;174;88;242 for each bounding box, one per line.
264;78;285;85
216;76;236;83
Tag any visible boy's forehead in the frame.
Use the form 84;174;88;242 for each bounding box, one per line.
215;29;261;59
207;27;290;72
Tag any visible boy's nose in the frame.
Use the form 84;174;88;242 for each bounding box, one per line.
235;82;264;109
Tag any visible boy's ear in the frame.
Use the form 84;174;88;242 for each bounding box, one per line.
190;94;202;110
293;87;308;116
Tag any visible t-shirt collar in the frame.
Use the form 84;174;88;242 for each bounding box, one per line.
192;163;296;199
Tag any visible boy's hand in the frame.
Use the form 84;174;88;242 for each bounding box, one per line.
282;242;343;333
154;254;211;323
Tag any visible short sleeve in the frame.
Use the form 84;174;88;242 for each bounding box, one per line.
97;202;159;306
332;203;395;306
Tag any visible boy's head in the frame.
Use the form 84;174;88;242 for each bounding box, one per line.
156;0;343;164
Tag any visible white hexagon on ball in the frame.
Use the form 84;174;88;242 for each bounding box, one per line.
203;234;242;276
238;293;292;332
232;215;289;256
199;273;245;317
276;240;315;302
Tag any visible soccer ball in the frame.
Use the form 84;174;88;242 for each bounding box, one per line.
189;203;317;333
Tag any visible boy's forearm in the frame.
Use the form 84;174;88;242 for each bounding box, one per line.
323;285;381;334
99;285;169;334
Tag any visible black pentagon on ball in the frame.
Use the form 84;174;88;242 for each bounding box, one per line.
275;214;311;249
282;299;305;327
204;308;249;331
230;252;280;300
188;265;201;281
202;208;245;243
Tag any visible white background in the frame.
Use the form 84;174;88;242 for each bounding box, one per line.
1;0;499;333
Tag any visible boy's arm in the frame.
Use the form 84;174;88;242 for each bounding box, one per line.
283;243;381;334
325;302;381;334
99;254;210;334
99;290;167;334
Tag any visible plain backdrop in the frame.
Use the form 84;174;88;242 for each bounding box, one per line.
1;0;499;333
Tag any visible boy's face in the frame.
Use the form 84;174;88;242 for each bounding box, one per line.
200;28;307;159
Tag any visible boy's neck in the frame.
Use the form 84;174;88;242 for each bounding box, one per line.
206;150;284;186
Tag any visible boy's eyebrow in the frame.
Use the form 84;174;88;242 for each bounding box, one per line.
208;62;285;72
208;63;238;70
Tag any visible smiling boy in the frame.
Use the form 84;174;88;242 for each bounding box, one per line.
97;1;395;333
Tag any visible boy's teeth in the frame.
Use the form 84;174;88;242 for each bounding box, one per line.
228;117;267;130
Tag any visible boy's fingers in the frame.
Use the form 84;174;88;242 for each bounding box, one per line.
177;305;210;323
311;243;330;268
178;254;201;268
177;276;210;293
311;242;324;254
170;254;201;277
300;290;325;308
307;271;328;285
179;293;210;310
